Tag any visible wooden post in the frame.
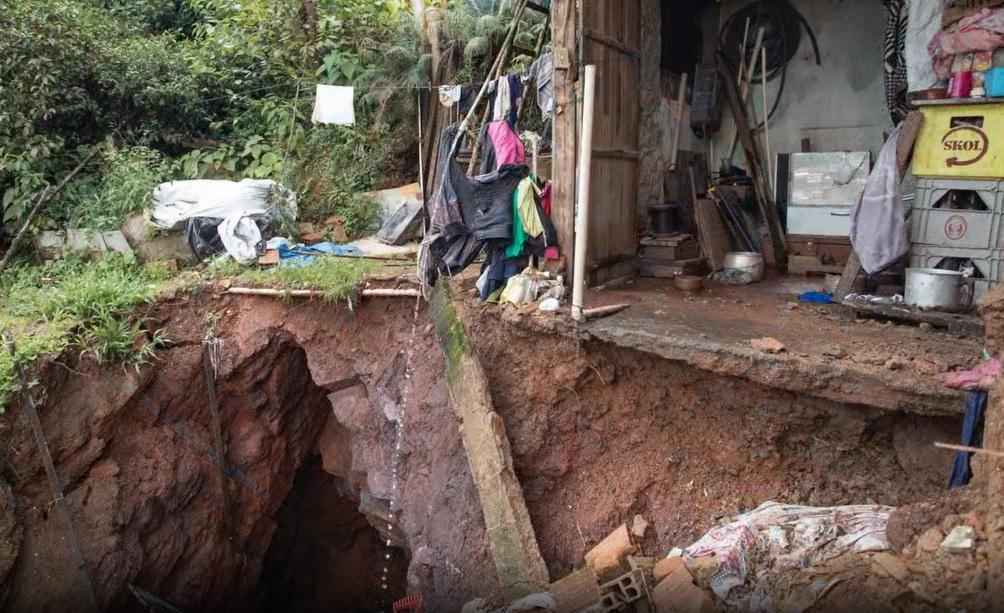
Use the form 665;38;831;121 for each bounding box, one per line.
551;0;578;278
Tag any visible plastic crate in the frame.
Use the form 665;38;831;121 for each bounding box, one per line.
913;102;1004;179
911;177;1004;249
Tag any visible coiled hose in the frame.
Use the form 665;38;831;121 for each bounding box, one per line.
718;0;822;126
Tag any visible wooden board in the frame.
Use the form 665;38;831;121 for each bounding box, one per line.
787;255;844;275
582;0;642;282
551;0;577;273
828;302;984;338
693;198;730;271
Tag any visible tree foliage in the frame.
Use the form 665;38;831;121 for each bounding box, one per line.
0;0;532;241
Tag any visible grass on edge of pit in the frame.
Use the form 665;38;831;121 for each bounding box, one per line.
0;253;173;409
208;256;377;301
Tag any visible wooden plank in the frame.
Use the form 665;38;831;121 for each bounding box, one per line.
584;30;640;58
839;301;984;337
787;255;845;275
581;0;641;288
432;285;550;598
717;61;787;269
551;0;577;269
693;198;730;271
593;148;641;160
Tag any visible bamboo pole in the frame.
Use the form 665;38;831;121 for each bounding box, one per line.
582;303;631;320
935;442;1004;459
226;287;421;298
0;149;99;273
737;17;751;85
668;72;688;172
761;48;773;197
466;0;529;174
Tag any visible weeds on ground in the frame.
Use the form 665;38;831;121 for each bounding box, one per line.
209;255;375;302
0;254;170;408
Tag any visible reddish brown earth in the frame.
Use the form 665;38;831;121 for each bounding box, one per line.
0;291;495;613
0;279;997;612
460;300;963;581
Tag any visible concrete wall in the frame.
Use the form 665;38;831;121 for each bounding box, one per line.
712;0;894;168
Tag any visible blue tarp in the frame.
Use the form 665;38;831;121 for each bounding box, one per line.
277;241;362;267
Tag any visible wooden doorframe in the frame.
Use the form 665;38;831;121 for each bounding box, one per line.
551;0;642;286
551;0;578;277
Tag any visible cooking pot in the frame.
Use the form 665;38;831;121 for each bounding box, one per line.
904;268;973;312
723;251;765;282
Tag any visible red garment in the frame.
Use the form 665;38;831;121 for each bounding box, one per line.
487;120;525;169
540;181;552;216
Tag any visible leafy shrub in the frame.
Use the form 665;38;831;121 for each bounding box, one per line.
66;146;168;229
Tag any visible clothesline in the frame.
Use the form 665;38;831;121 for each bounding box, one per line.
197;79;491;105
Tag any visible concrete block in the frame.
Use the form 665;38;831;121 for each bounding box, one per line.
120;214;195;264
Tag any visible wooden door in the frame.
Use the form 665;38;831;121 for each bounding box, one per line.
582;0;642;282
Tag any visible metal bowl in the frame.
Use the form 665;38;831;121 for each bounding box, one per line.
723;251;765;281
674;275;704;292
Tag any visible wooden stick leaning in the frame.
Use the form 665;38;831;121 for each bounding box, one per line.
0;148;100;273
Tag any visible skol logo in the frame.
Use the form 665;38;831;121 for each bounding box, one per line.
942;125;989;167
945;214;968;240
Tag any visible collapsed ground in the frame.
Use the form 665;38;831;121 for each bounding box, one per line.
0;274;995;611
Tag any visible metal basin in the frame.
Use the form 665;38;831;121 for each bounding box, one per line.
905;268;972;311
723;251;765;281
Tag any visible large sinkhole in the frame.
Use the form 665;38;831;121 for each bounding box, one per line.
257;456;410;613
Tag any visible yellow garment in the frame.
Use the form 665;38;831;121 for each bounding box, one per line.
515;177;544;238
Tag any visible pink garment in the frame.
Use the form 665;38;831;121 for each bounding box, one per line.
942;358;1002;391
487;121;525;169
929;8;1004;79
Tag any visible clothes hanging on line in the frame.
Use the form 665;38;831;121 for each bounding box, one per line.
312;85;355;125
438;85;462;107
491;75;524;126
487;121;526;169
527;51;555;117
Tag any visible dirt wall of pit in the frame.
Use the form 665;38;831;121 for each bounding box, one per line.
0;290;969;612
460;305;961;581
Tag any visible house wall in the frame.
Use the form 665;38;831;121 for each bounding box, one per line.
712;0;894;168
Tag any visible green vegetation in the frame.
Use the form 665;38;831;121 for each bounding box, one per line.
210;256;376;301
0;0;549;400
0;254;172;407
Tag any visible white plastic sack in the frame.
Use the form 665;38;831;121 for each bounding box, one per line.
150;179;296;231
218;214;262;264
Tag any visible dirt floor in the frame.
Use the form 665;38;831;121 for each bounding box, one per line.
579;275;982;414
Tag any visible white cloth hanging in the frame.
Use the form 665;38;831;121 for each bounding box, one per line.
850;125;909;274
438;85;462;107
311;85;355;125
492;77;511;122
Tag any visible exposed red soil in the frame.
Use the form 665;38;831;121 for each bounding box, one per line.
461;301;963;581
0;291;496;612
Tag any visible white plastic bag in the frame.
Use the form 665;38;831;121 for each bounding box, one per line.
218;214;262;264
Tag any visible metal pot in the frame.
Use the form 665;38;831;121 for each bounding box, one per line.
723;251;765;282
904;268;973;311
